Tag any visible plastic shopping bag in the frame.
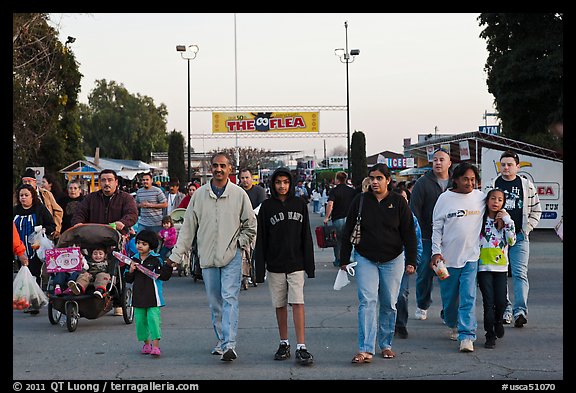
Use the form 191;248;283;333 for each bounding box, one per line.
13;266;48;310
333;261;358;291
28;226;54;261
333;269;350;290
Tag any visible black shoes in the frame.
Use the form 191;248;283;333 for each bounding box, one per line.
495;322;505;338
514;314;527;328
220;348;237;361
295;348;314;365
394;326;408;339
274;343;291;360
484;336;496;349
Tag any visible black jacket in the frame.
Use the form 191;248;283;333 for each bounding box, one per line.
340;191;417;267
124;252;172;308
254;167;315;283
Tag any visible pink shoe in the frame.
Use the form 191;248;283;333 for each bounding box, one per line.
62;288;72;295
150;347;161;357
54;285;62;296
141;344;152;355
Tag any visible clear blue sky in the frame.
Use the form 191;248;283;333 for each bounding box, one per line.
50;13;497;158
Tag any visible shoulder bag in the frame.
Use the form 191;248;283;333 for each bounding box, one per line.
349;194;364;245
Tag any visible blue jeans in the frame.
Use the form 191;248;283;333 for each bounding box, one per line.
505;232;530;318
438;261;478;341
52;271;80;288
395;272;410;329
332;218;347;266
415;239;436;310
313;200;320;213
354;250;404;354
202;249;242;351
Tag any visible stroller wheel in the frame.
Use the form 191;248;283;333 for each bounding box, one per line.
65;302;79;332
122;287;134;324
48;301;62;325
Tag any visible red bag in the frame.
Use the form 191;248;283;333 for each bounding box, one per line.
315;224;337;248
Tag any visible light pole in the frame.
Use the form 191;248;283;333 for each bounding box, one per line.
335;21;359;175
176;44;199;182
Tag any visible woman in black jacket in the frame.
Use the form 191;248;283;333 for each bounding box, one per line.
340;163;417;363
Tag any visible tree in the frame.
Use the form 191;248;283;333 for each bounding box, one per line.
350;130;367;188
167;130;186;184
13;13;84;184
213;147;274;174
478;13;563;150
79;79;168;161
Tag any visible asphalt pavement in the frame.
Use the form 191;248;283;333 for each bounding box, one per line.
12;203;564;388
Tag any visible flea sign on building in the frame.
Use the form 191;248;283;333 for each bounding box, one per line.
481;148;563;230
212;112;319;133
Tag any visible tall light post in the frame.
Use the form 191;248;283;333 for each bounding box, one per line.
335;21;360;175
176;44;199;182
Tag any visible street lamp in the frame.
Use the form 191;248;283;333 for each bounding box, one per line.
335;21;360;175
176;44;199;182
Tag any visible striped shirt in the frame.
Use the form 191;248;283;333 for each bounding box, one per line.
136;186;167;226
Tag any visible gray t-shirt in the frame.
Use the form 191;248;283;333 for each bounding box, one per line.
136;186;167;226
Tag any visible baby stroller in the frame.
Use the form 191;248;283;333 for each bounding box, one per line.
45;224;134;332
170;208;202;282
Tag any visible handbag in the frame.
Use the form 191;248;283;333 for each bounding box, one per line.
350;194;364;245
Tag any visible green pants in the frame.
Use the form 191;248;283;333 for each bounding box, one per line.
134;307;162;342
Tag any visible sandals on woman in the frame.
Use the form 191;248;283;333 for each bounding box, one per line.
351;352;373;364
381;348;396;359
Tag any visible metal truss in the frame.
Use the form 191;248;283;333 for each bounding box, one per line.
189;132;346;139
190;105;347;112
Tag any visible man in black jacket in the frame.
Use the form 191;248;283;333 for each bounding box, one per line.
410;148;452;322
323;171;358;267
254;167;315;365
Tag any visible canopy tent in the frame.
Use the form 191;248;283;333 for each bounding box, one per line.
60;157;158;192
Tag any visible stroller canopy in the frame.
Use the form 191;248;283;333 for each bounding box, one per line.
57;224;122;250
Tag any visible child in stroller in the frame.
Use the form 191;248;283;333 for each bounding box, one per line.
52;257;88;296
68;247;111;298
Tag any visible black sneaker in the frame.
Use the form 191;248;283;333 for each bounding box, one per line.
514;314;527;328
274;343;291;360
495;322;505;338
484;337;496;349
394;326;408;339
221;348;237;361
295;347;314;365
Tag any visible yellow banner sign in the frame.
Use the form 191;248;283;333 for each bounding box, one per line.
212;112;319;133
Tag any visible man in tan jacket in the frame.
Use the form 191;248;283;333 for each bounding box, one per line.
168;152;257;362
21;168;63;238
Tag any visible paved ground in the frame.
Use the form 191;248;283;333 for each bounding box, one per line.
12;204;564;388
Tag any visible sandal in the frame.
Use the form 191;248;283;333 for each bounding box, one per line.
381;348;396;359
351;352;373;364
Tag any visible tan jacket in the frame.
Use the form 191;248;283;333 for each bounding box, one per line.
38;187;63;235
170;181;257;269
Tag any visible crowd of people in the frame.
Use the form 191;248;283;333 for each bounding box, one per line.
13;148;542;363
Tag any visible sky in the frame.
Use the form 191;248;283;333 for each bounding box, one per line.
49;13;497;159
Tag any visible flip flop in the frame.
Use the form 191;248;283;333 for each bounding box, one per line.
351;352;373;364
382;348;396;359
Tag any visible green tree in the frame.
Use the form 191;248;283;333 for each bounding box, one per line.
80;79;168;161
350;130;367;188
13;13;84;184
214;147;274;174
167;130;186;184
478;13;563;150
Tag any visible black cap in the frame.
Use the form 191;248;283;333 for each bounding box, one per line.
22;168;36;179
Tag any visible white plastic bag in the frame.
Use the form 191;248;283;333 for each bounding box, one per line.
28;226;53;261
13;266;48;310
333;269;350;290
